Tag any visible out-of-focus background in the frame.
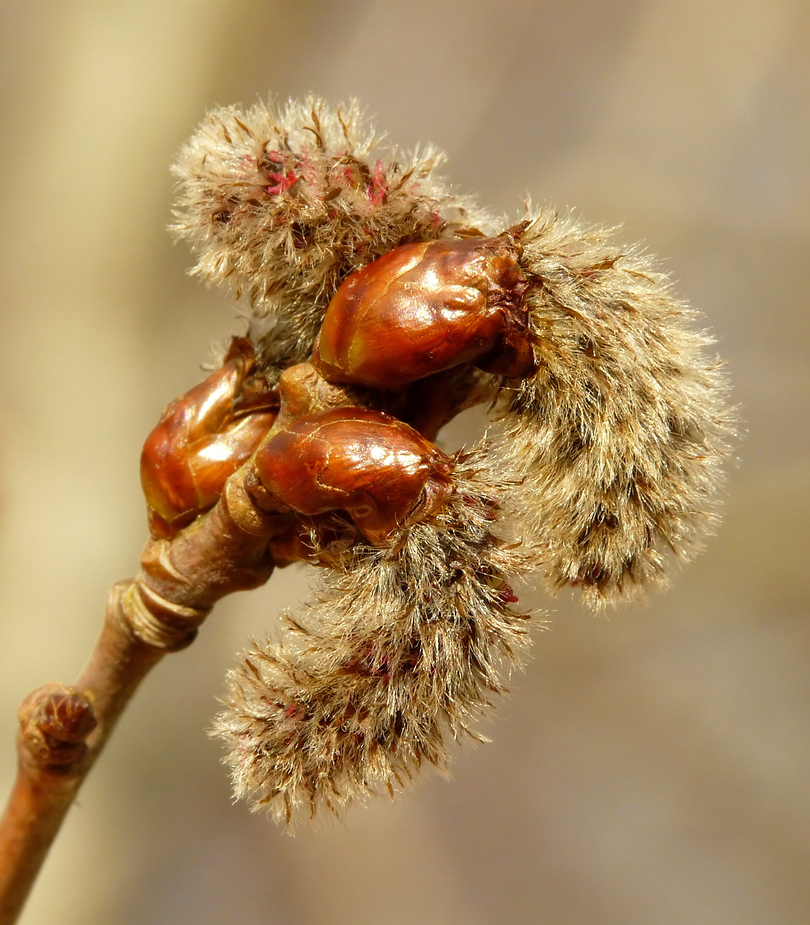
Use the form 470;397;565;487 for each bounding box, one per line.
1;2;807;923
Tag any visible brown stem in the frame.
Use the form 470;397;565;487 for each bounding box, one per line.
0;587;164;924
0;471;283;925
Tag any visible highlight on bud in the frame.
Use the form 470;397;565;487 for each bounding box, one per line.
140;337;277;538
247;407;455;546
312;234;535;389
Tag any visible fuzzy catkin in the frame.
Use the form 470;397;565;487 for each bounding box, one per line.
213;466;532;827
497;213;735;606
171;96;492;370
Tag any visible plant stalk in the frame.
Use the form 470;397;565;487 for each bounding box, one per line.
0;472;280;924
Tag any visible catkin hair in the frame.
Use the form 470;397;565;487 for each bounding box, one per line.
171;95;493;371
212;462;533;827
493;211;735;607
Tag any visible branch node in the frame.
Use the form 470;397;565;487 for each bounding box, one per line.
117;581;208;652
17;685;97;773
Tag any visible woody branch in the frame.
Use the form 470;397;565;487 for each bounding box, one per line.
0;467;282;924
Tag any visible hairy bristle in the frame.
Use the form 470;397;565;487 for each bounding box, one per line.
172;95;492;371
212;463;534;828
491;210;737;607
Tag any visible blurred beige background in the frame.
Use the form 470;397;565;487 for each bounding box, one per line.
1;1;808;923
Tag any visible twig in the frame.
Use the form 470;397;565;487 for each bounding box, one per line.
0;472;280;924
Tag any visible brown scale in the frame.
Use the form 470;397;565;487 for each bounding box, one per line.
140;236;541;557
312;232;537;389
140;338;278;539
246;407;456;547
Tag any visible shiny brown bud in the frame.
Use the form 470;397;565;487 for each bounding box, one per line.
18;684;97;769
140;338;277;538
248;408;455;546
312;234;536;389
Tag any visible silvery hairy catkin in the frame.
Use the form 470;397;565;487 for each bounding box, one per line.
212;466;531;827
171;95;493;372
499;213;735;607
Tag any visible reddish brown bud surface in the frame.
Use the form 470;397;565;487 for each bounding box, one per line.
18;684;97;769
140;338;277;538
248;408;455;546
312;234;537;389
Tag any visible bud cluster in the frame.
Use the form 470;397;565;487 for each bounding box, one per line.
154;97;736;825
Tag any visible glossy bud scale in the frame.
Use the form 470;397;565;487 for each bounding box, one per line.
313;235;537;390
141;339;277;537
248;408;455;546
